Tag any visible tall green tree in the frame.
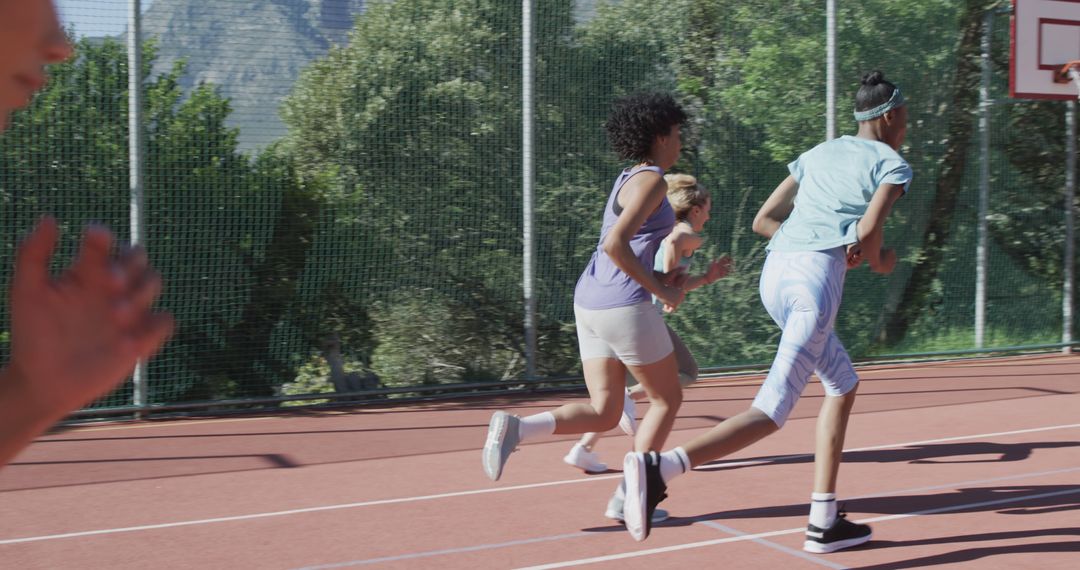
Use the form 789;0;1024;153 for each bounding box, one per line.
0;37;283;403
280;0;631;382
880;0;1005;345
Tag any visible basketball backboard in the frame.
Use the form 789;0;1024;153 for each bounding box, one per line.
1012;0;1080;99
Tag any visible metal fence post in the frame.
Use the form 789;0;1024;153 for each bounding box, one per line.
522;0;537;379
975;9;993;349
1064;99;1076;353
128;0;149;417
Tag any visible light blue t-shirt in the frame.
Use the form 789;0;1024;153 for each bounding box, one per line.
653;239;694;273
651;239;694;310
767;135;913;253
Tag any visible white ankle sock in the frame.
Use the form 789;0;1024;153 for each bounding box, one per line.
517;412;556;443
658;447;691;483
572;442;591;453
809;492;837;528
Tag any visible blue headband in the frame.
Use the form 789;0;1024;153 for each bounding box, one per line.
853;87;905;122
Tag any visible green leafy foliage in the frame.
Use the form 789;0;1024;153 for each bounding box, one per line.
0;1;1072;410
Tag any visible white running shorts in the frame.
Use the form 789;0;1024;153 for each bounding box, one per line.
752;247;859;427
575;301;674;366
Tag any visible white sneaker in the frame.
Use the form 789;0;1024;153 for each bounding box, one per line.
482;411;520;481
563;443;607;473
605;487;670;523
618;390;637;436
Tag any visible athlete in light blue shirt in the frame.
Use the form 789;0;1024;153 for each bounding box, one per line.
768;135;912;252
624;70;910;549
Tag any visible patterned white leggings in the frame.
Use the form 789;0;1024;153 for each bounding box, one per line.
752;247;859;427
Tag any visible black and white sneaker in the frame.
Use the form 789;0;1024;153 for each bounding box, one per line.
803;509;873;553
622;451;668;541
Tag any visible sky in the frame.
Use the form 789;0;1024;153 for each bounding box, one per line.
55;0;155;38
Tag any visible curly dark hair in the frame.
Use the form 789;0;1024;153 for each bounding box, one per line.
604;92;688;162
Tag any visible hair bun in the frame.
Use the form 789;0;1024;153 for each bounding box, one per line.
861;71;885;86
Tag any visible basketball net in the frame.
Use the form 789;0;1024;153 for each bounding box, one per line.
1054;60;1080;99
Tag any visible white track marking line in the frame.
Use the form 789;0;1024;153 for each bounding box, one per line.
847;466;1080;502
294;465;1080;569
515;488;1080;569
2;422;1078;545
858;487;1080;524
695;422;1080;472
0;477;619;545
699;521;849;570
294;532;592;569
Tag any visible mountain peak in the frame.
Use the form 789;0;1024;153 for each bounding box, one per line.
143;0;367;151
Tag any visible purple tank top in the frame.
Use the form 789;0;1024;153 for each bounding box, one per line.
574;165;675;310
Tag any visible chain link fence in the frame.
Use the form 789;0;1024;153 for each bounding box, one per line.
0;0;1073;415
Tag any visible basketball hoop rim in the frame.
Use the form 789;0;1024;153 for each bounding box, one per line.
1054;60;1080;83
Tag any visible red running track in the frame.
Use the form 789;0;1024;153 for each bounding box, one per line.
1;353;1078;569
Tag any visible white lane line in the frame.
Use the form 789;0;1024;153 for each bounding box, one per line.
515;526;806;570
847;466;1080;502
699;521;849;570
0;477;620;546
2;422;1077;545
856;486;1080;525
513;488;1080;569
695;422;1080;472
292;465;1080;569
294;532;592;569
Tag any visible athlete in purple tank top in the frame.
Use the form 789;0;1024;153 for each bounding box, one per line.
573;164;675;310
482;93;689;537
